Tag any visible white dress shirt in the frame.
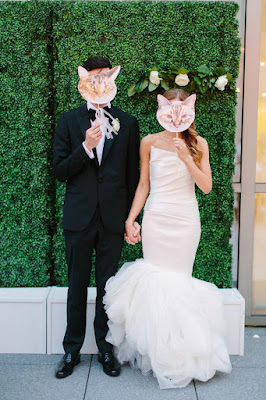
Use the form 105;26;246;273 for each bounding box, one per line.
82;101;111;165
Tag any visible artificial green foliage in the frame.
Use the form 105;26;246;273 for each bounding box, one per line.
52;1;240;288
0;1;53;286
0;1;240;289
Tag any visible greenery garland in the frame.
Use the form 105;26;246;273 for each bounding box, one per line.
128;65;233;96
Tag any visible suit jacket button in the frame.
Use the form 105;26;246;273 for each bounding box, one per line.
98;177;103;183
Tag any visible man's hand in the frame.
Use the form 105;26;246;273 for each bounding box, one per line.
84;123;102;151
124;221;141;245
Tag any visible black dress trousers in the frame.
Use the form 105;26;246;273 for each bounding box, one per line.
63;205;124;355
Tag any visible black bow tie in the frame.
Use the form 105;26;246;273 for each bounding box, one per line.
88;105;111;112
87;108;96;116
87;106;112;121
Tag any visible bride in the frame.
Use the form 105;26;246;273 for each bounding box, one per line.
103;88;232;389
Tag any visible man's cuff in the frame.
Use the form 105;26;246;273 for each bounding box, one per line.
82;142;95;159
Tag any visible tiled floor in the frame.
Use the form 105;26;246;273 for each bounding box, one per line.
0;328;265;400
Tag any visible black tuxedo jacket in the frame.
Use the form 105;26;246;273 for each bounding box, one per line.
53;104;140;233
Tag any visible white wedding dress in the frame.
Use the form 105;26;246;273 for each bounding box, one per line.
103;145;232;389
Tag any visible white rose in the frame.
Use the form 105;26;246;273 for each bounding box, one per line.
215;75;228;91
149;71;161;86
175;73;190;86
111;118;120;132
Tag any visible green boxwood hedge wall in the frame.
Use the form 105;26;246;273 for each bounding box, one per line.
0;1;240;288
0;2;53;287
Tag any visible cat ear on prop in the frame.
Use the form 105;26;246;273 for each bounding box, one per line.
184;94;197;106
107;65;121;80
78;66;89;78
157;94;171;108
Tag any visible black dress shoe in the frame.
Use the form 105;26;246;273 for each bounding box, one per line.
55;353;80;379
98;351;121;377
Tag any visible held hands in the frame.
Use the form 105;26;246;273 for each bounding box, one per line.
173;138;193;164
124;220;141;245
84;123;102;151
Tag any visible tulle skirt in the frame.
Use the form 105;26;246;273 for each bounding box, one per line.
103;259;232;389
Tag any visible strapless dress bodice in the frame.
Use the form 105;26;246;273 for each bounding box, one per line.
144;146;199;217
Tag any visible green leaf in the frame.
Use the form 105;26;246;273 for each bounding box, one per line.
134;81;141;93
128;83;136;97
198;65;210;76
170;65;179;73
161;80;170;90
135;79;148;93
160;72;169;80
188;69;198;76
150;66;159;71
226;73;233;82
168;74;176;81
214;67;226;76
139;79;149;91
194;76;202;86
178;68;188;74
199;85;209;94
142;79;149;90
186;80;196;92
148;81;159;92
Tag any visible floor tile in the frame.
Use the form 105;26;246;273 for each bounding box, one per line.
84;356;197;400
195;367;266;400
230;329;266;368
0;356;92;400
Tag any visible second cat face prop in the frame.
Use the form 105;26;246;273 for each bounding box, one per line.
78;65;121;104
156;94;196;133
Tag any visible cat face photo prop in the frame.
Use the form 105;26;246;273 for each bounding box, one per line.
156;94;196;133
78;65;121;139
78;65;120;104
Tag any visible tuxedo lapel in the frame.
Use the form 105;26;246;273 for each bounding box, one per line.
76;104;99;167
77;104;93;139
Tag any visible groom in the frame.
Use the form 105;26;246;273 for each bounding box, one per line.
53;56;140;378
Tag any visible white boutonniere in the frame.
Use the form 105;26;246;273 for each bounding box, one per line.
111;118;120;133
94;109;120;139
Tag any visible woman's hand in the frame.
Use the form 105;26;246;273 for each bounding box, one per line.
174;136;212;194
125;220;141;245
173;138;193;164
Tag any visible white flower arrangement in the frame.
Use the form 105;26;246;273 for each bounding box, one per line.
128;65;233;97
